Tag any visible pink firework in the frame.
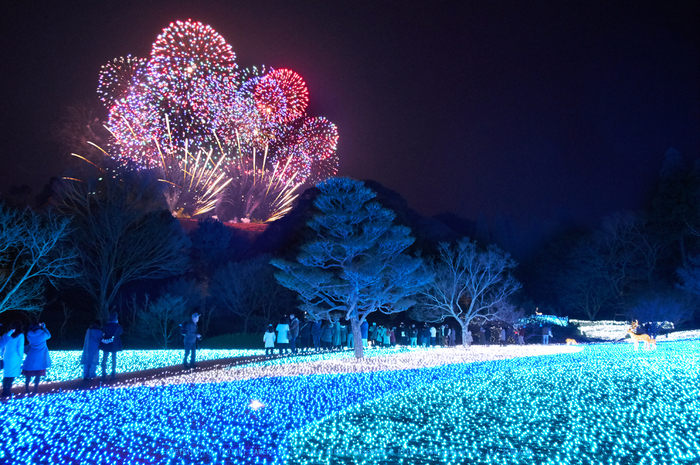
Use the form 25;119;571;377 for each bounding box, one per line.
148;20;238;108
107;91;162;167
96;20;339;220
254;68;309;125
271;117;339;185
97;55;148;107
299;117;339;184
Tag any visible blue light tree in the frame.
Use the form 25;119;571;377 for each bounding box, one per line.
0;204;79;314
271;177;430;358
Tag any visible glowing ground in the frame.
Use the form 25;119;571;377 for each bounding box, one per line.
0;342;697;464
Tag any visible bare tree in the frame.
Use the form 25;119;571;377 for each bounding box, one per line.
678;255;700;296
210;255;290;333
597;212;662;299
132;293;189;348
415;238;520;347
58;302;74;344
557;239;615;320
56;175;190;321
272;178;430;358
628;290;695;329
556;212;662;319
492;300;525;326
0;204;79;314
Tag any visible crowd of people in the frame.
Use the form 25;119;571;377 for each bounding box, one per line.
0;320;53;397
261;314;544;356
0;312;130;398
0;310;205;398
1;309;561;395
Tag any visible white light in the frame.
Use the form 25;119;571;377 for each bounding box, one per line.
249;399;264;410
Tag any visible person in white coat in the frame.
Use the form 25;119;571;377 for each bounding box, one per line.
22;322;52;394
263;325;276;357
1;321;25;398
276;318;290;355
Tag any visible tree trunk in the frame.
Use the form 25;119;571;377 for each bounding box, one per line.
459;319;470;348
351;317;364;358
99;300;109;325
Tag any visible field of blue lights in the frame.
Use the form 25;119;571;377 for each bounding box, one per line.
1;341;698;464
22;349;264;384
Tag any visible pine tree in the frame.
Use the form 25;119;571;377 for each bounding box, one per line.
271;178;429;358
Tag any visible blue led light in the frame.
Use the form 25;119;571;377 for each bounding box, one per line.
0;341;696;464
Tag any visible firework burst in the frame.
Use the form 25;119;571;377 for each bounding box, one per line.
95;20;338;220
97;55;148;107
254;68;309;125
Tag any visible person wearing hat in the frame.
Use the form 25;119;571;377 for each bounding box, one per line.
183;312;202;369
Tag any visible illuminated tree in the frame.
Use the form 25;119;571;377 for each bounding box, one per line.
56;174;190;321
271;178;429;358
414;238;520;347
0;204;79;314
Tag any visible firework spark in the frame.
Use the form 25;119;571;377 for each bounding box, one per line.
97;55;148;107
96;20;339;221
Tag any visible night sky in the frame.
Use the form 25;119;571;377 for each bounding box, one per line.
1;0;698;228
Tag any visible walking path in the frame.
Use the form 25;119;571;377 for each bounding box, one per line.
2;344;582;399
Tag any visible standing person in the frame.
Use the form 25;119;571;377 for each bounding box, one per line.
499;327;507;347
369;323;377;347
421;324;430;347
22;322;52;394
320;319;333;350
383;326;392;347
276;317;290;355
465;329;473;347
101;312;124;379
409;324;418;348
182;312;202;369
263;325;276;357
442;325;449;347
430;325;437;347
389;327;396;347
299;317;312;353
340;322;348;349
479;326;486;345
360;319;369;347
1;321;24;398
332;318;341;349
347;323;354;349
81;321;103;380
542;325;550;345
312;319;322;351
375;325;385;348
288;314;300;354
398;322;407;346
517;327;525;345
449;327;456;347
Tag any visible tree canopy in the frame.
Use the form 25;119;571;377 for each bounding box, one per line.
271;177;429;358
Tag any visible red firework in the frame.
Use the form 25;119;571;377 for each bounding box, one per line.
254;68;309;124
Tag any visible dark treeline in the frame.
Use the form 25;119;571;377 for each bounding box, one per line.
1;148;699;348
